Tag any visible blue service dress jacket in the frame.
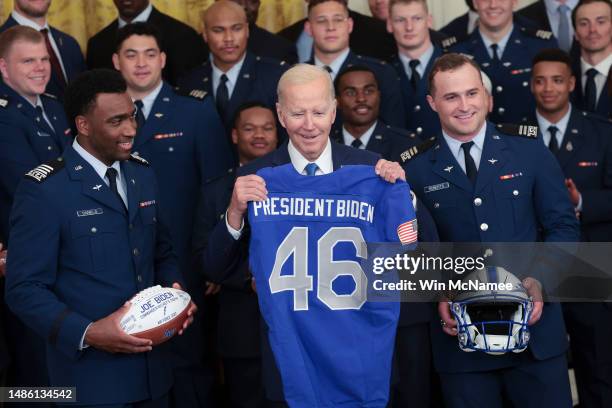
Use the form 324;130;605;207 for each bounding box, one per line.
5;147;183;405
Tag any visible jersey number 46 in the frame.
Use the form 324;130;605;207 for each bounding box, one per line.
269;226;368;311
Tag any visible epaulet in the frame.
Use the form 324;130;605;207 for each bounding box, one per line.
520;26;554;41
204;167;234;184
354;53;387;66
42;92;58;100
24;157;65;183
441;36;457;49
384;124;411;139
579;110;612;125
187;89;208;100
0;96;8;108
495;123;539;139
129;154;149;166
400;136;436;163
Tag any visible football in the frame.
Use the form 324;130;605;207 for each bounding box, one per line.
120;285;191;345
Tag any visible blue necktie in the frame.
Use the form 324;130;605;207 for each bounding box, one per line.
305;163;319;176
557;4;571;52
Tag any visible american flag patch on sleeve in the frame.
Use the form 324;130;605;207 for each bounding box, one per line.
397;219;418;244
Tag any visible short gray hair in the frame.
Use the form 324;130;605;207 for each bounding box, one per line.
277;64;335;105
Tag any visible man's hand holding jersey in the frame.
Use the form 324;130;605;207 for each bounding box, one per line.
227;159;405;230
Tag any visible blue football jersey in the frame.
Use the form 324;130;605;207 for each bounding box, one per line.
248;164;417;408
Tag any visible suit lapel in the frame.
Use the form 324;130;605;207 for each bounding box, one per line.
474;125;508;193
556;110;584;169
121;161;141;223
134;83;172;149
229;53;256;117
365;122;389;156
65;148;127;216
431;136;474;193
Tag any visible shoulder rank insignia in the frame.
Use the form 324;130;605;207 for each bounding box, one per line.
42;92;58;100
129;154;150;166
441;36;457;49
496;123;539;138
400;136;436;163
521;26;553;40
535;29;553;40
0;98;7;108
189;89;208;100
25;157;65;183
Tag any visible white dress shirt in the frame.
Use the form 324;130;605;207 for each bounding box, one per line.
480;25;513;60
118;3;153;28
536;105;571;149
314;48;350;80
398;45;434;80
226;139;334;239
72;138;128;207
342;122;377;149
11;10;67;79
442;123;486;173
134;81;163;120
581;53;612;106
211;53;246;100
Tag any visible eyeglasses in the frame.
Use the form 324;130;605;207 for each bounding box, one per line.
313;15;349;28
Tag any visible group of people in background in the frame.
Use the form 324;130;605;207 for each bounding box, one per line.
0;0;609;407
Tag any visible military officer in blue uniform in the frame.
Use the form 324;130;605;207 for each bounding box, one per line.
570;0;611;119
450;0;558;125
0;27;71;241
530;48;612;408
112;23;233;407
332;65;416;161
178;1;287;132
0;0;86;100
387;0;444;140
0;27;71;393
402;53;579;407
305;0;406;129
193;101;279;408
5;69;195;407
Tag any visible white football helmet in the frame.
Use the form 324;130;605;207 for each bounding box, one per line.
450;266;533;355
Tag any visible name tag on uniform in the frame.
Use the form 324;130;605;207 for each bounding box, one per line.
424;182;450;193
77;208;103;217
139;200;156;208
37;131;51;137
578;162;598;167
154;132;183;140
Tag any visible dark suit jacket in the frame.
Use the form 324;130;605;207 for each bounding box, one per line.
248;23;297;64
192;168;261;359
278;10;396;62
0;16;86;100
86;7;207;85
571;58;611;119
